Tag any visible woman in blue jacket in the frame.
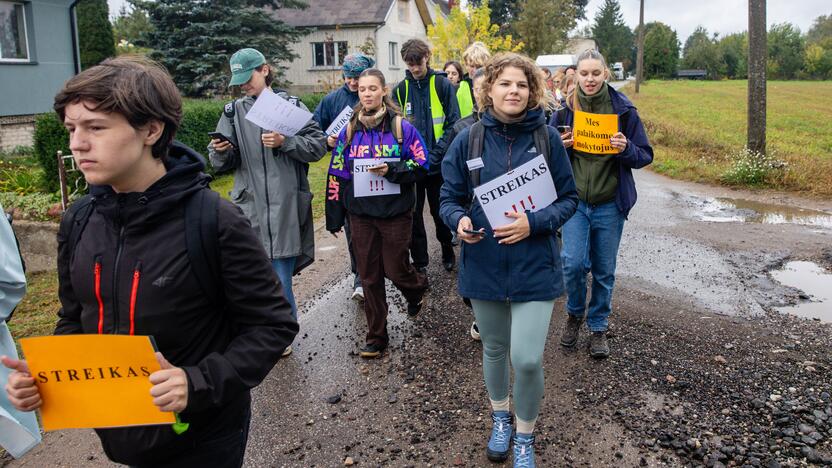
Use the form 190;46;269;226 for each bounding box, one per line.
548;49;653;359
440;53;578;468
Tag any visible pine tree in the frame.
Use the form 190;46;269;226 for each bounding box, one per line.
514;0;577;58
590;0;633;66
133;0;306;97
77;0;116;69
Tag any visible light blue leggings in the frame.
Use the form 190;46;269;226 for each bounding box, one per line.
471;299;555;423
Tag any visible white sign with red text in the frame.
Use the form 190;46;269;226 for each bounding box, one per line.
473;155;558;229
353;158;401;197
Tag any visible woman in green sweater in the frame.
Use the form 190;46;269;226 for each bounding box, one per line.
550;49;654;359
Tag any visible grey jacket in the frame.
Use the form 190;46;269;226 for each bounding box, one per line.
208;92;327;273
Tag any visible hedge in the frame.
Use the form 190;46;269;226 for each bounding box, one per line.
33;94;327;187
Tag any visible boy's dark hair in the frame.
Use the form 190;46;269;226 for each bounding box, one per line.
401;39;432;63
255;64;274;86
54;56;182;161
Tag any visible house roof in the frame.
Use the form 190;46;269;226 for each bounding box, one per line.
274;0;396;28
274;0;448;28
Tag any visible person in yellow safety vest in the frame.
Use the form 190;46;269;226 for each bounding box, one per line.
444;61;474;119
392;39;461;275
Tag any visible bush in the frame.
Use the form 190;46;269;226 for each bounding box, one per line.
33;113;71;193
300;93;326;113
721;147;788;186
0;192;59;221
0;160;43;195
178;99;226;173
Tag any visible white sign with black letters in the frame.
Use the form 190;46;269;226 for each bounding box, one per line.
473;154;558;229
244;88;312;136
353;158;401;197
325;106;354;136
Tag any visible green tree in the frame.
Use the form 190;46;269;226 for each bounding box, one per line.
590;0;633;65
514;0;577;58
469;0;586;32
806;14;832;49
77;0;116;69
767;22;804;79
637;21;680;79
427;1;523;65
112;4;153;46
681;26;722;78
134;0;305;97
717;32;747;78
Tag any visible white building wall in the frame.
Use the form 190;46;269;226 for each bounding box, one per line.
376;0;430;85
283;27;378;94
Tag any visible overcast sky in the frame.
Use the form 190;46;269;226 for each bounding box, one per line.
108;0;828;43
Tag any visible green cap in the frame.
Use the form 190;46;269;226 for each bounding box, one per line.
228;48;266;86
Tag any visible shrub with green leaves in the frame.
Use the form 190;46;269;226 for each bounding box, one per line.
299;93;326;113
0;192;59;221
33;113;71;193
721;147;788;186
178;100;226;173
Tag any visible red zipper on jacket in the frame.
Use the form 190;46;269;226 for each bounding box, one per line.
94;256;104;334
128;262;142;336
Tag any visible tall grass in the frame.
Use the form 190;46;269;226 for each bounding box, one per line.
627;80;832;196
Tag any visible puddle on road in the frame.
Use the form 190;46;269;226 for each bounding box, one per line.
770;261;832;323
693;196;832;228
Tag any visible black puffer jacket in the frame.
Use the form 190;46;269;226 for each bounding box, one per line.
54;142;298;466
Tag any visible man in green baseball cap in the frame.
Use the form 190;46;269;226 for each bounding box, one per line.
228;48;267;87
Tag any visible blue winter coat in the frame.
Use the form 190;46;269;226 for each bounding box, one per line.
313;84;359;134
440;109;578;302
549;86;653;216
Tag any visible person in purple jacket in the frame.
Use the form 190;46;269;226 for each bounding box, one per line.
549;49;654;359
325;68;430;359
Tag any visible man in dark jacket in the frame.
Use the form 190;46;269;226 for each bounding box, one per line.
2;56;297;467
313;53;375;302
392;39;461;274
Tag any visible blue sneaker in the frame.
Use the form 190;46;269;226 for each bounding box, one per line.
512;433;535;468
486;411;513;462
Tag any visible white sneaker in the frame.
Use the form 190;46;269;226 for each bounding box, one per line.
351;286;364;302
470;322;481;341
281;345;293;357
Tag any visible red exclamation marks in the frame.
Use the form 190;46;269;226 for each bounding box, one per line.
512;204;518;212
370;180;374;191
380;180;384;191
520;200;527;210
528;196;536;210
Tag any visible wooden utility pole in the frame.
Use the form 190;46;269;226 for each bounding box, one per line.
635;0;645;93
747;0;766;154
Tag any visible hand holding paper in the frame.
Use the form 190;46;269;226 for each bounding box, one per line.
493;211;531;245
1;355;41;412
261;131;285;148
149;352;188;413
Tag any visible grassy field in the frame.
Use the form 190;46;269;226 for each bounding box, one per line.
626;80;832;196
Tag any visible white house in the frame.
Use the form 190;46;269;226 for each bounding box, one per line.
274;0;449;94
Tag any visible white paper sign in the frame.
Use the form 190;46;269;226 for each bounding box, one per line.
473;154;558;229
325;106;354;136
353;158;401;198
244;89;313;136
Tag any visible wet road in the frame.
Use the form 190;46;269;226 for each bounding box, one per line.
7;170;832;467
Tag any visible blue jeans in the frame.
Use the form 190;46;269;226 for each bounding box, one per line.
561;200;625;332
272;257;297;320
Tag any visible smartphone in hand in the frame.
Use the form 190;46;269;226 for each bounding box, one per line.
463;229;486;236
208;132;235;148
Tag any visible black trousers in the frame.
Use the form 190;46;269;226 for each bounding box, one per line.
410;173;455;269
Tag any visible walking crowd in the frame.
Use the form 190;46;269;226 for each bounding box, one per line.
2;36;652;468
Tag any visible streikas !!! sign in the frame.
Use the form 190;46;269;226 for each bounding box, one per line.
473;154;558;229
19;335;175;431
353;158;401;197
572;110;620;154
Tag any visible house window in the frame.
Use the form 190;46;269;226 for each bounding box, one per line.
312;41;348;67
0;1;29;61
389;42;398;67
397;0;410;23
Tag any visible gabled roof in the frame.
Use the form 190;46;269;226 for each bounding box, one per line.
274;0;395;28
274;0;447;29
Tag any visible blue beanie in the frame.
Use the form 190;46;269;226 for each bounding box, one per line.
343;53;376;78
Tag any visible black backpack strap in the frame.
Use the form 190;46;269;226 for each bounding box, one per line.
184;189;222;306
467;121;485;188
533;124;551;164
64;194;96;257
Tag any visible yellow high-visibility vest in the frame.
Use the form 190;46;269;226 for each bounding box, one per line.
397;75;445;139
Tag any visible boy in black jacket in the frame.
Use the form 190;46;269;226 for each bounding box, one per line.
391;39;461;274
2;56;297;467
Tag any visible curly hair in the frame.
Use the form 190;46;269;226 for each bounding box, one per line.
475;52;551;112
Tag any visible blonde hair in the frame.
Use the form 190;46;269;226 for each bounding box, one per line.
476;52;550;112
462;41;491;69
569;49;610;112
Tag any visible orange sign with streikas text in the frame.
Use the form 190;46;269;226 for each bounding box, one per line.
573;110;620;154
19;335;175;431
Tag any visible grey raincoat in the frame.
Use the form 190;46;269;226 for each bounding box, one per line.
209;92;327;273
